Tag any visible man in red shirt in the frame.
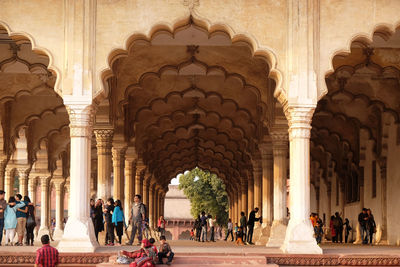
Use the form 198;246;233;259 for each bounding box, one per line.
35;234;59;267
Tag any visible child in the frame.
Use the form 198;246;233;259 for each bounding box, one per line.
235;226;245;245
315;222;324;245
158;235;174;265
149;238;158;254
190;229;194;240
234;223;239;241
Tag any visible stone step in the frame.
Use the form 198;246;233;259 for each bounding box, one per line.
97;255;273;266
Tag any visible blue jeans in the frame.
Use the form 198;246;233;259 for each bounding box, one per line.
201;226;207;241
361;225;368;243
0;218;3;245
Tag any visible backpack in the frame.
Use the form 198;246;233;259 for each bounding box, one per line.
141;203;147;220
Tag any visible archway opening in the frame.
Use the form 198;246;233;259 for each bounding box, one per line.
313;26;400;245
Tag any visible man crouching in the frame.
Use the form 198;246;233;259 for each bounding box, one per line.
157;235;174;265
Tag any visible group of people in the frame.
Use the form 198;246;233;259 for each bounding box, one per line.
0;190;36;246
311;208;376;245
117;236;174;266
90;194;167;247
192;207;261;245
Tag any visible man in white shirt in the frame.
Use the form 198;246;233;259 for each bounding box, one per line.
224;219;234;241
208;215;217;242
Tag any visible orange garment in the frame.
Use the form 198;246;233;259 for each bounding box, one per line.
310;216;317;227
235;237;245;245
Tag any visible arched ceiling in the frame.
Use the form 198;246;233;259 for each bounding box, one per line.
0;27;69;174
105;22;278;187
312;27;400;185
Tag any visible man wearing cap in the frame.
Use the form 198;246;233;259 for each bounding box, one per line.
0;190;7;246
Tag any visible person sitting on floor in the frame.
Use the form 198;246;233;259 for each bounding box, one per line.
118;239;157;267
158;235;174;265
149;238;158;254
235;226;245;245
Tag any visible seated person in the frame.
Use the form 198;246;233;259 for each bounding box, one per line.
118;239;156;267
235;227;245;245
158;235;174;265
149;238;158;254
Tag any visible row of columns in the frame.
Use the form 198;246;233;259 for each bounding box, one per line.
44;101;321;254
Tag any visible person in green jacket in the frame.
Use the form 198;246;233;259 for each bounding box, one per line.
4;196;25;246
239;212;247;243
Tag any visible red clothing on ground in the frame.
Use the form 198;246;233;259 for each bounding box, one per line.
35;244;59;267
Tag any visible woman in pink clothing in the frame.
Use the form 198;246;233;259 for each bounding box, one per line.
157;215;166;236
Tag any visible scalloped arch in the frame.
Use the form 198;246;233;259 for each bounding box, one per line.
0;21;62;96
98;15;284;102
322;22;400;100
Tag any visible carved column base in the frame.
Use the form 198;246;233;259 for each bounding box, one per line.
255;224;271;245
53;228;64;240
38;227;50;239
58;217;98;252
266;220;287;247
280;219;322;254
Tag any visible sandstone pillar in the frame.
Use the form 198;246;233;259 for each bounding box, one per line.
253;161;262;212
58;103;97;252
154;188;159;224
28;178;37;205
53;178;65;239
38;177;50;238
135;159;145;196
280;106;322;254
94;129;113;200
267;132;288;247
143;179;149;207
240;179;247;217
18;168;29;196
149;183;155;228
237;190;241;224
4;169;13;200
233;189;238;223
112;144;126;202
247;176;254;215
124;155;135;224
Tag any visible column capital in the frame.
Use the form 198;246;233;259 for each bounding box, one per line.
52;177;66;191
65;103;96;137
94;129;114;142
284;105;315;140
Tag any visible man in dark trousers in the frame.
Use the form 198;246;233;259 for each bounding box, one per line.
334;212;344;243
247;207;261;244
358;208;369;244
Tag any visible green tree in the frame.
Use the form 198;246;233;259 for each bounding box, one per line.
178;167;229;226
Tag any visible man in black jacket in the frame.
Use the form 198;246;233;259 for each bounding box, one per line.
358;208;368;244
247;207;261;244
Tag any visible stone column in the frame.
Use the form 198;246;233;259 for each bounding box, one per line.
124;156;135;225
232;190;237;223
143;179;149;206
135;159;145;196
253;160;262;212
18;168;29;196
267;131;289;247
247;176;254;215
94;130;113;200
58;103;97;252
154;188;159;225
4;168;14;200
28;178;37;205
280;105;322;254
112;145;126;202
38;177;50;237
240;179;248;217
53;178;65;239
149;183;155;228
0;161;5;191
237;189;241;224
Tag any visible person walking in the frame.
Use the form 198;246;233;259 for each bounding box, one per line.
224;218;234;241
25;197;36;246
158;215;166;237
103;198;115;246
239;212;247;243
367;209;376;245
15;194;28;246
35;234;59;267
200;211;208;242
0;190;7;245
127;194;146;245
93;199;104;243
344;218;352;243
247;207;261;244
209;215;216;242
4;196;25;246
112;199;126;245
194;215;201;242
358;208;368;244
334;212;343;243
